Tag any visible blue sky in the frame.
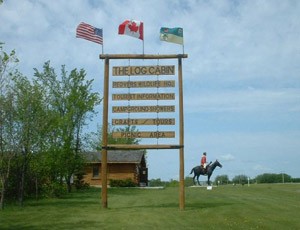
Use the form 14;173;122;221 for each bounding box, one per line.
1;0;300;181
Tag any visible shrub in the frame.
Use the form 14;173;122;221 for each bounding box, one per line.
74;172;90;190
41;182;67;198
110;179;137;187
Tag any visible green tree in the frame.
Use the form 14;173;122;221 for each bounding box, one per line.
0;91;16;209
215;174;229;185
0;43;19;209
184;176;194;187
148;178;165;187
11;74;47;205
34;61;101;192
232;174;248;185
292;177;300;183
255;173;292;183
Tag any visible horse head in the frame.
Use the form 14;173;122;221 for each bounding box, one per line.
215;159;222;168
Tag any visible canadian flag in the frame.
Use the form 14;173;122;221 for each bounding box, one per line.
118;20;144;40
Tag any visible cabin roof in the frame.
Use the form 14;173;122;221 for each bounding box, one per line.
84;150;145;164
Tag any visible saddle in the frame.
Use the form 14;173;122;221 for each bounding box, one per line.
201;162;212;175
201;165;208;175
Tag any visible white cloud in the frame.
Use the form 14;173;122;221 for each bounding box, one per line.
220;154;235;162
253;164;273;172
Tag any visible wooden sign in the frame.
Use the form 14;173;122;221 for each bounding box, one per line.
99;54;188;210
112;118;175;126
112;105;175;113
112;65;175;76
112;80;175;88
112;131;175;138
112;93;175;101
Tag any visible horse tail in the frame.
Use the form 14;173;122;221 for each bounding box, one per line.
190;168;194;174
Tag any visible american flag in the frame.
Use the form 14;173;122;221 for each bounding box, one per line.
76;22;103;45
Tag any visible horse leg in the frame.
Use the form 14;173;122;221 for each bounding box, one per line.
197;175;200;186
207;175;211;186
193;174;196;185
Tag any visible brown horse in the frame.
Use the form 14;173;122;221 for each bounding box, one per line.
190;160;222;185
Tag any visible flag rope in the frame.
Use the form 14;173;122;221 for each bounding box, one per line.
156;58;160;146
127;59;131;131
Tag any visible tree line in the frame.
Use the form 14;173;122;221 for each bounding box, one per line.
0;43;105;209
214;173;300;185
148;173;300;187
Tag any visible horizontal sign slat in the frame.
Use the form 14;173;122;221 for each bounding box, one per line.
112;131;175;138
112;93;175;101
112;65;175;76
112;106;175;113
112;80;175;88
112;118;175;126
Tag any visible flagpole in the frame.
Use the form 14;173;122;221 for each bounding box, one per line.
142;22;144;55
102;28;104;54
142;40;144;55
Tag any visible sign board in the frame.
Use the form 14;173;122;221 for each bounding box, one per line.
112;118;175;126
112;65;175;76
112;131;175;139
112;93;175;100
99;54;187;210
112;80;175;88
112;105;175;113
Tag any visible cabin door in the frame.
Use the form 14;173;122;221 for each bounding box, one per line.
139;167;148;186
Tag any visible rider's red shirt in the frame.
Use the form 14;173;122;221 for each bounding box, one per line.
201;156;206;165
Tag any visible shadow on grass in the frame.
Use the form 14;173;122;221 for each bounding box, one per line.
110;201;234;210
107;188;143;196
11;187;235;211
23;189;101;208
186;201;234;210
23;188;140;208
3;221;103;230
26;199;99;207
0;224;40;230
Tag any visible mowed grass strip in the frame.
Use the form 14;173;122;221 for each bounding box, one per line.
1;184;300;229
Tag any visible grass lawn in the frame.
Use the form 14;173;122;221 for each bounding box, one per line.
1;183;300;229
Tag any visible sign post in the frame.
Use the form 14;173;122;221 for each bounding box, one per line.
99;54;187;210
101;57;110;208
178;57;185;210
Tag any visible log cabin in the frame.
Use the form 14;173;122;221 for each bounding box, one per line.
83;150;148;187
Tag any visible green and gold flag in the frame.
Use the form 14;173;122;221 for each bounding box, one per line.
160;27;183;45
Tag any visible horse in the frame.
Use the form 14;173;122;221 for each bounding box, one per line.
190;160;222;186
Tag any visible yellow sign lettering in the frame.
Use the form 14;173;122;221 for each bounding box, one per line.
112;65;175;76
112;131;175;139
112;106;175;113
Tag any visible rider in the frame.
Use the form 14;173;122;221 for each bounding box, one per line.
201;152;208;174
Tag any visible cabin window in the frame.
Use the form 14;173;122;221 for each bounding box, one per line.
92;165;100;178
